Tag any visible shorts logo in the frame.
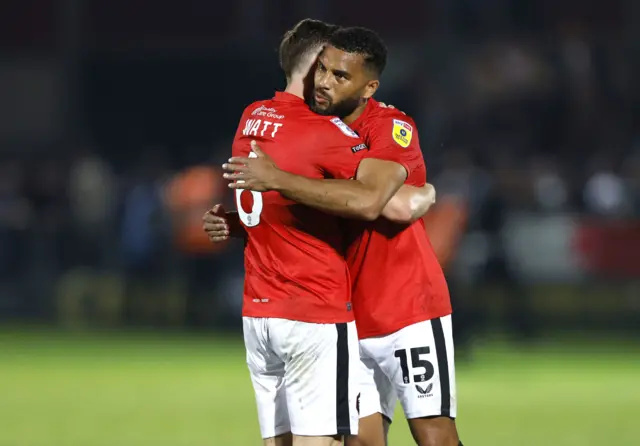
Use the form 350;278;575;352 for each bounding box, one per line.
356;393;361;414
416;383;433;398
330;117;359;138
392;119;413;148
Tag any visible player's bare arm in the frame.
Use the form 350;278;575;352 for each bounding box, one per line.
382;183;436;223
202;204;246;242
224;141;407;221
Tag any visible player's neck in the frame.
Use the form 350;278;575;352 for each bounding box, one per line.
284;79;305;101
341;100;369;126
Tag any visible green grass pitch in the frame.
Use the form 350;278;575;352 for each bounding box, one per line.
0;331;638;446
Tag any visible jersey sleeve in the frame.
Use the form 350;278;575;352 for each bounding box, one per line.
364;115;424;179
316;118;369;179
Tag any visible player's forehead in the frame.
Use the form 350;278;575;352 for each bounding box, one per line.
319;45;365;73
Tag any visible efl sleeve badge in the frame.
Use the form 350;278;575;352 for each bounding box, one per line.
392;119;413;148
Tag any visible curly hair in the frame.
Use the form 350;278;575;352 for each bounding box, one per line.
328;27;388;77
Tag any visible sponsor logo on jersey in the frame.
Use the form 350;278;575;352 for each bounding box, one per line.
251;105;284;120
392;119;413;148
330;117;359;138
351;143;368;154
415;382;433;398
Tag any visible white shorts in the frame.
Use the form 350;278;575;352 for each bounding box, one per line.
358;315;457;422
243;317;360;438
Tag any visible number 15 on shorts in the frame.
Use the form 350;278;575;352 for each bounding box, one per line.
394;347;435;384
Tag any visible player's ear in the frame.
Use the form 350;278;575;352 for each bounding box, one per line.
362;79;379;100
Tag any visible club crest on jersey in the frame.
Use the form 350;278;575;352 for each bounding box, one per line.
330;117;359;138
392;119;413;148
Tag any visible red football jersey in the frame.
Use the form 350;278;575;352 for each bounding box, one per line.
345;98;452;338
233;92;368;324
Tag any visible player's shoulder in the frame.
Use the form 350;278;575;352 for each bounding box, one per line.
368;100;417;128
321;116;361;139
309;116;366;155
244;98;327;126
240;99;276;117
294;112;362;140
367;105;416;149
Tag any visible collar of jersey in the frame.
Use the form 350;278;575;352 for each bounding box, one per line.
273;91;305;103
349;97;378;128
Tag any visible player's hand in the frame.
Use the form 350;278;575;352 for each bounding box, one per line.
379;102;406;115
424;183;436;206
223;141;281;192
202;204;229;242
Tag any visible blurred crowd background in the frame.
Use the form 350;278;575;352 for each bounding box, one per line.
1;0;639;343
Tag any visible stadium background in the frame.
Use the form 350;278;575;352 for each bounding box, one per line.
0;1;639;445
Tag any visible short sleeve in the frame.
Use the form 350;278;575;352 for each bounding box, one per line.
364;116;423;179
316;118;369;179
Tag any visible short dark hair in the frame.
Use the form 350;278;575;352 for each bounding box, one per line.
279;19;339;80
328;27;387;77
